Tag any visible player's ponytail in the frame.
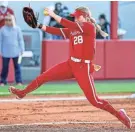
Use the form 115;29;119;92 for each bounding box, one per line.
89;17;109;38
76;6;108;38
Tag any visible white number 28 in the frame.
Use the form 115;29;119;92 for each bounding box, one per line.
74;35;83;45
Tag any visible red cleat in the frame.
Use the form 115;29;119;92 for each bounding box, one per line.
118;109;132;129
9;86;26;99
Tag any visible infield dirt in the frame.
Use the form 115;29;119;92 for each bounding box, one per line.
0;95;135;132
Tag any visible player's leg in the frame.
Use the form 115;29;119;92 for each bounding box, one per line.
74;63;118;114
88;74;131;128
73;63;132;128
9;61;73;98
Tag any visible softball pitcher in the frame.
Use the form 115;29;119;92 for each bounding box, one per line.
9;6;132;129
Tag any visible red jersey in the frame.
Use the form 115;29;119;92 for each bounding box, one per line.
0;8;14;28
46;18;96;60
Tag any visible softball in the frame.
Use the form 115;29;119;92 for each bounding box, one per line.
43;10;49;16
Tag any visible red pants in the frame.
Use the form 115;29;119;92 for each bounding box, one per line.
23;60;113;111
18;59;127;126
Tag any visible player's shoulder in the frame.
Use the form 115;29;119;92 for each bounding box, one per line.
83;22;94;28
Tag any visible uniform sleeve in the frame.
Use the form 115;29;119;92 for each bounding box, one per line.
60;18;76;29
45;26;70;39
17;27;25;53
60;18;84;33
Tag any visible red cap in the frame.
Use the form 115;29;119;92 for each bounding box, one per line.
70;10;88;18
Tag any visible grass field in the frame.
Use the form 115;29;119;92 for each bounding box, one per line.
0;80;135;96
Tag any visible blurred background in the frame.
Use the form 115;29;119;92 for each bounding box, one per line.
9;1;135;38
0;1;135;91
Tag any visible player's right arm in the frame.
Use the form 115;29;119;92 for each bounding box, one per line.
44;8;78;30
40;25;69;39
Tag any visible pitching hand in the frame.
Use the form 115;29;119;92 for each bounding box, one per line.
44;8;55;17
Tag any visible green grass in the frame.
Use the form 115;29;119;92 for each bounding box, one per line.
0;80;135;96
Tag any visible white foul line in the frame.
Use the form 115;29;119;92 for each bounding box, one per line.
0;121;135;128
0;91;69;95
0;95;130;103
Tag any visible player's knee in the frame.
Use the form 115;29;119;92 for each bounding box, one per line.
90;100;100;108
36;76;44;86
37;74;46;84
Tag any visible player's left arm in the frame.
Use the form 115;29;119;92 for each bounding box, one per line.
41;25;69;39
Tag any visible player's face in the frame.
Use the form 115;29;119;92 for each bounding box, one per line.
75;15;86;22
